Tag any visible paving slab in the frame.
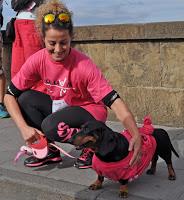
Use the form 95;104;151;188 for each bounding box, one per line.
0;118;184;200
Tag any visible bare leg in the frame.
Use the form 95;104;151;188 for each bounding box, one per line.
0;31;5;104
0;73;5;103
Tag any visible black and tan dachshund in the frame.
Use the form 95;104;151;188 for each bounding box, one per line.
69;120;179;198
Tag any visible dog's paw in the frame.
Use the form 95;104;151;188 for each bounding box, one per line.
146;168;155;175
168;165;176;181
119;185;128;198
168;175;176;181
119;191;128;198
89;183;102;190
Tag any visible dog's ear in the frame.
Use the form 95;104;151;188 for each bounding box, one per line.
96;126;117;157
79;120;117;156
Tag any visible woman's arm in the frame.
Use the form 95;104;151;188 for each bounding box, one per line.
4;94;41;144
83;61;141;165
110;98;142;166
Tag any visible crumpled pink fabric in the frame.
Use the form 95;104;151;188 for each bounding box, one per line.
92;116;156;182
139;115;154;135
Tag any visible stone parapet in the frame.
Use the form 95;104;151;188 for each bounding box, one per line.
74;21;184;41
108;86;184;127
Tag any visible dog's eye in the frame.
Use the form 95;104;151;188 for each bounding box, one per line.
83;127;90;133
83;127;89;132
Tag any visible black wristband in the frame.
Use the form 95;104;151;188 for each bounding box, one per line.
102;90;120;108
6;81;23;97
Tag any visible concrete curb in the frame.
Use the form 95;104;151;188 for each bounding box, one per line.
0;167;160;200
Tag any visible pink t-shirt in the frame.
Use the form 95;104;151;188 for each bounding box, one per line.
12;48;113;121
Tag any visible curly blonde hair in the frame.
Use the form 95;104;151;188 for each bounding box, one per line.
35;0;73;37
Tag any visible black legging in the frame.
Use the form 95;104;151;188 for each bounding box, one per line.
18;90;95;142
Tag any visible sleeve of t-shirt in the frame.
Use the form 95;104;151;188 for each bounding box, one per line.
12;53;41;91
83;59;113;103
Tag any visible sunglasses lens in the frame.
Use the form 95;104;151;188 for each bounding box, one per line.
58;13;70;23
44;14;55;24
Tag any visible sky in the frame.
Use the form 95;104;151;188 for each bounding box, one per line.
2;0;184;30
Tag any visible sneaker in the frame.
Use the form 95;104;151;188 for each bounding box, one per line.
24;146;62;167
74;148;94;169
0;104;10;118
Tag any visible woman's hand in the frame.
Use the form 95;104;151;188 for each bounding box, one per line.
20;125;44;145
128;134;142;166
110;98;142;166
4;94;44;145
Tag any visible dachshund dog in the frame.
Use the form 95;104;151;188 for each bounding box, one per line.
68;118;179;198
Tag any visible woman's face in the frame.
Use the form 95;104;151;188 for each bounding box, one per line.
44;28;72;62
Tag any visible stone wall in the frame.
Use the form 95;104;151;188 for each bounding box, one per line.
2;21;184;127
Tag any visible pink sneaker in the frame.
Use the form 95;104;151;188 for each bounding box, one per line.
24;146;62;167
74;148;94;169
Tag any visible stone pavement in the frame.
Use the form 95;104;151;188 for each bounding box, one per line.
0;118;184;200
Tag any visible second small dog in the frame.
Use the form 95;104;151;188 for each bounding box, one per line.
69;117;179;198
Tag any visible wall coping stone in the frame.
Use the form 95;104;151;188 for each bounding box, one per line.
73;21;184;41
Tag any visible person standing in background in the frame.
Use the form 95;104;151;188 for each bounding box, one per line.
11;0;46;92
0;0;9;118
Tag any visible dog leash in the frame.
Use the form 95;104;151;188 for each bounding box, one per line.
14;135;75;164
14;145;33;163
49;143;75;159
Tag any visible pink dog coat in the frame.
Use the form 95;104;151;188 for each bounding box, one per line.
92;116;157;182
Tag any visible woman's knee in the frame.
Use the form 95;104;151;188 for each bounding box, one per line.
18;90;33;108
18;90;47;108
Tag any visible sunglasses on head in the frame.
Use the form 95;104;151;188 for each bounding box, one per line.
43;12;70;25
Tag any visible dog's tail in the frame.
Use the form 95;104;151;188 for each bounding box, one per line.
170;142;179;158
164;129;180;158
